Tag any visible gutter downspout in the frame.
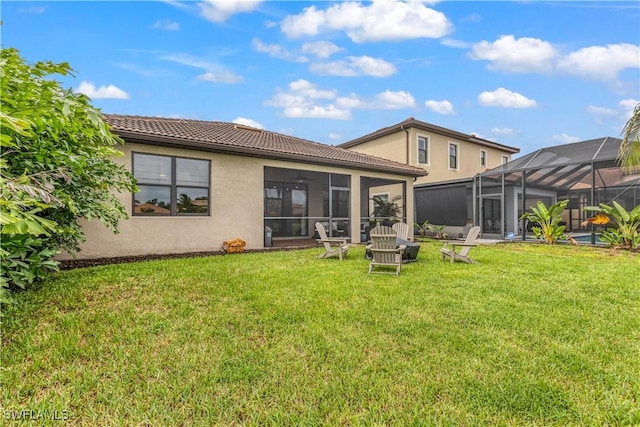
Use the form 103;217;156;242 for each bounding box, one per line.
401;125;410;165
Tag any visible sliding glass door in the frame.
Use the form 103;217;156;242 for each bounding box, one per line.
264;182;308;237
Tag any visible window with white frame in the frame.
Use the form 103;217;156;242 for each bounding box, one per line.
417;136;429;164
449;142;459;170
502;155;509;164
132;153;210;216
480;150;487;167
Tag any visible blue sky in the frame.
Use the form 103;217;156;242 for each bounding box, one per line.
4;1;639;156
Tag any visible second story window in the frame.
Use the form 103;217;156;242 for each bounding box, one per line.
502;155;509;164
449;143;459;170
417;136;429;164
480;150;487;167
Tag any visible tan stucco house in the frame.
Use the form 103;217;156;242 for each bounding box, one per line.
339;117;520;236
64;115;427;260
339;117;520;185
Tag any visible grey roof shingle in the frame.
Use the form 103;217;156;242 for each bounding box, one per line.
339;116;520;154
104;115;427;177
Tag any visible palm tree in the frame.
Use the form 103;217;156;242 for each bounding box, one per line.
618;103;640;173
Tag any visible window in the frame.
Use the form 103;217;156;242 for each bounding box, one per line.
417;136;429;164
502;155;509;164
449;143;459;170
133;153;210;216
480;150;487;167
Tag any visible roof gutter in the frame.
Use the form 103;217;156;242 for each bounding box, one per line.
116;131;428;178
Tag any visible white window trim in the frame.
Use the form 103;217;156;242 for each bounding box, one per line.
448;142;459;171
480;150;487;167
417;135;430;166
502;155;509;164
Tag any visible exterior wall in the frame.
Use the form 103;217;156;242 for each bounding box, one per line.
346;128;513;185
60;142;415;260
408;128;512;185
344;132;408;164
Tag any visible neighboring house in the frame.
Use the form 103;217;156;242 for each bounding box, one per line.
338;117;520;186
339;117;520;235
61;115;426;260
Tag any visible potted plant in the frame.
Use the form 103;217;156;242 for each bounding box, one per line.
370;195;402;227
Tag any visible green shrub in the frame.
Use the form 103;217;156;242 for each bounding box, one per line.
585;201;640;250
520;200;569;244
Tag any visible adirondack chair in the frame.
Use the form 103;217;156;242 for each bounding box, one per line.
315;222;349;261
392;222;410;241
368;225;406;275
440;225;481;264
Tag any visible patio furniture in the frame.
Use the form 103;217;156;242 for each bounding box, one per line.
315;222;349;261
365;237;420;263
392;222;410;241
440;226;481;264
368;225;406;275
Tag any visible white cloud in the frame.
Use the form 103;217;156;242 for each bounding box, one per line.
586;105;616;116
19;6;45;13
161;53;243;83
328;133;342;142
153;19;180;31
425;99;455;115
289;79;336;99
557;43;639;81
620;98;640;120
310;56;397;77
301;41;344;59
372;90;416;109
76;81;129;99
491;127;515;135
441;38;470;49
280;0;452;43
336;90;416;110
197;71;243;84
553;133;581;143
251;38;308;62
264;80;350;120
284;105;352;120
478;88;537;108
470;35;559;73
198;0;262;23
264;81;415;120
232;117;264;129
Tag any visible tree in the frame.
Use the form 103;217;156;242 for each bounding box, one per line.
618;103;640;173
0;48;137;302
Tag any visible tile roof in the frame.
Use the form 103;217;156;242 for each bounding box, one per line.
339;116;520;154
104;115;427;177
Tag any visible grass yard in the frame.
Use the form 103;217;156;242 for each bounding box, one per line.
2;242;639;426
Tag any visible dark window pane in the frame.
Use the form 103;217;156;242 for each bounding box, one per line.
134;154;171;185
331;173;350;188
176;158;209;187
265;184;283;217
449;145;458;169
134;186;171;215
419;150;427;163
176;187;209;214
418;137;428;163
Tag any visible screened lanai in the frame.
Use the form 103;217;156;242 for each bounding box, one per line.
473;137;640;240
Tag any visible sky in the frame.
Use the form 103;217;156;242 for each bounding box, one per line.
3;0;639;157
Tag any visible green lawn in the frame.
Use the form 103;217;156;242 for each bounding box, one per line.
2;242;639;426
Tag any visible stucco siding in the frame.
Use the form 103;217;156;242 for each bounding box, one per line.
60;142;416;260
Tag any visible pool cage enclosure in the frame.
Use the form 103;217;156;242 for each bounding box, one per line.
473;137;639;240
